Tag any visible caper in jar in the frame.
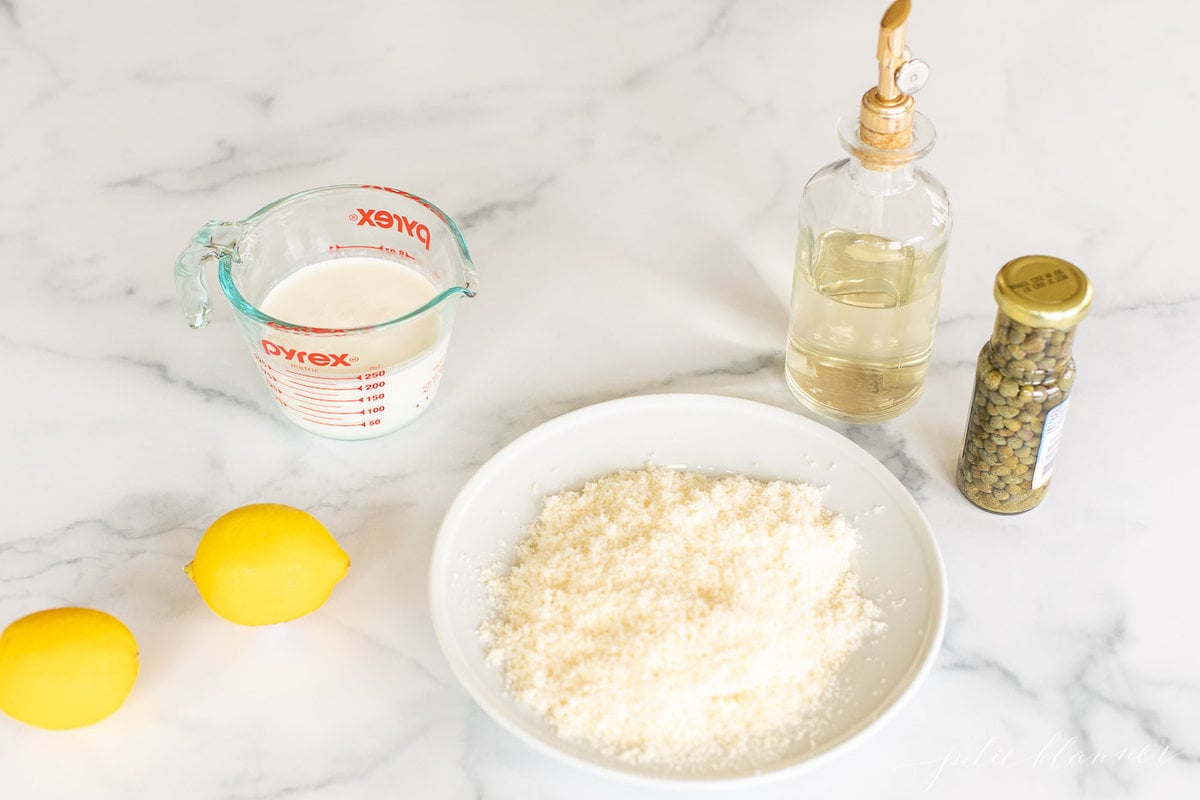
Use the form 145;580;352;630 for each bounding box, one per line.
956;256;1092;514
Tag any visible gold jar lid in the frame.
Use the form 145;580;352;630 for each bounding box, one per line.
994;255;1093;330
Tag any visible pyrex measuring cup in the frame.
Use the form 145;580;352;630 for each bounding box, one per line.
174;185;477;440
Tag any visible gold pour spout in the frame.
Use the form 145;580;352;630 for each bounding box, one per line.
859;0;928;158
876;0;910;102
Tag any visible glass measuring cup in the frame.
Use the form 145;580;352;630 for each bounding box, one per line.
174;184;478;440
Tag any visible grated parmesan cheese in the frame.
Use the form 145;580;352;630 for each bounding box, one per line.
479;466;882;773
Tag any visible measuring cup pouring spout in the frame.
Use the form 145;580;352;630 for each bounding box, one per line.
172;185;478;440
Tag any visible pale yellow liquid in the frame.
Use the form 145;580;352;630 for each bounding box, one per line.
785;230;946;423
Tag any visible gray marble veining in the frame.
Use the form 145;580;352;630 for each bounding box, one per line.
2;1;1198;798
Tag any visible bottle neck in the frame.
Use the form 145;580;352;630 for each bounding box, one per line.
987;311;1076;383
848;157;916;194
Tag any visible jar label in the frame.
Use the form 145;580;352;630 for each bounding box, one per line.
1032;398;1070;490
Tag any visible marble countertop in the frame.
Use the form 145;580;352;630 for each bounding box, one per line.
2;0;1197;797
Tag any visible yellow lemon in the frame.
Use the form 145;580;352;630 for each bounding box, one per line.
0;607;139;730
185;503;350;626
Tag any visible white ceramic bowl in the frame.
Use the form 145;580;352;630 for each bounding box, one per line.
429;394;947;787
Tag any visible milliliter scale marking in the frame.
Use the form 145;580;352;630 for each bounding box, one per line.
254;355;388;429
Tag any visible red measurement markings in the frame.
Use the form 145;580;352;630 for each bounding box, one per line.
296;391;358;404
283;368;379;383
262;372;356;405
255;358;349;382
298;405;388;417
288;380;362;394
301;417;374;428
327;243;418;262
285;381;360;395
256;359;387;428
258;359;367;396
284;375;361;389
298;415;385;428
298;406;368;417
274;391;360;411
282;374;377;395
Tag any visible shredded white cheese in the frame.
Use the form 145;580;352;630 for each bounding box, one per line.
479;466;882;773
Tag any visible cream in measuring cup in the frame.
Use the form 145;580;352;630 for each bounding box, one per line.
174;185;478;440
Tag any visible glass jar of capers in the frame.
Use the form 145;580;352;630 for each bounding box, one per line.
956;256;1093;513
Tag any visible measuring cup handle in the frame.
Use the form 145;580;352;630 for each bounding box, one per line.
174;222;241;329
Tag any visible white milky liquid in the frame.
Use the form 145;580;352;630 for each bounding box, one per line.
261;256;439;330
252;255;449;440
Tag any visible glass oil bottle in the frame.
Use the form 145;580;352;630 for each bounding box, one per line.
785;0;951;423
